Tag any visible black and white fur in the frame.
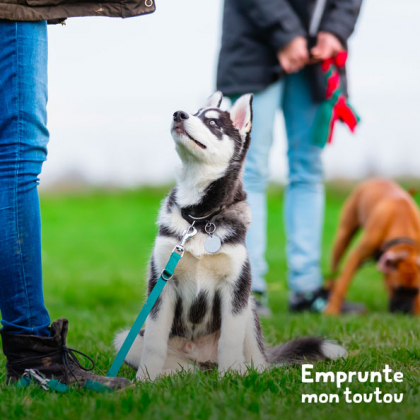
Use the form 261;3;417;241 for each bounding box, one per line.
114;92;346;381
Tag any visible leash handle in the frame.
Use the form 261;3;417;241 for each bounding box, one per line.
107;225;197;378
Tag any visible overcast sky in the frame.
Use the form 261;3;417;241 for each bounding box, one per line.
41;0;420;188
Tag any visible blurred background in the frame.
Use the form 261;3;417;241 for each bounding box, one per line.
3;4;420;415
43;0;420;190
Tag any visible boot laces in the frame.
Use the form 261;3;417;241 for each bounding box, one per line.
8;345;95;385
61;345;95;383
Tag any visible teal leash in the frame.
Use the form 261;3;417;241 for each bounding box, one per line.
14;224;197;392
16;369;69;393
106;224;197;378
16;369;113;394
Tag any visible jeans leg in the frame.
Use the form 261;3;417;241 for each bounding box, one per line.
0;21;51;336
241;82;282;293
282;70;324;296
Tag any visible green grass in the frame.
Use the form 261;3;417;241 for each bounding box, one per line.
1;184;420;420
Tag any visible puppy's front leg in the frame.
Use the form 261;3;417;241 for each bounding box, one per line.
218;264;251;374
137;284;176;381
244;304;268;371
218;298;247;374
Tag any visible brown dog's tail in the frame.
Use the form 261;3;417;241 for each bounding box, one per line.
266;337;346;366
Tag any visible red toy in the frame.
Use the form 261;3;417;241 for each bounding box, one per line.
312;51;360;147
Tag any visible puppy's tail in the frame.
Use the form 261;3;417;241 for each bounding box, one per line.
113;329;144;370
266;337;346;366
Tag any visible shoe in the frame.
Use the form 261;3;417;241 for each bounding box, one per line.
0;319;132;391
289;288;366;314
252;291;272;317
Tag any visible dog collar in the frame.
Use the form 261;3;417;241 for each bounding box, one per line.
180;207;223;226
374;237;418;261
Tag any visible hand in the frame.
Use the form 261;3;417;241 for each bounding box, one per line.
310;32;343;61
277;36;309;74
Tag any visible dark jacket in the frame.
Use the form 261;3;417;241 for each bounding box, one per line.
0;0;155;23
217;0;362;96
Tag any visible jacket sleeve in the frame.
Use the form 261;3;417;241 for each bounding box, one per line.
320;0;363;45
233;0;306;51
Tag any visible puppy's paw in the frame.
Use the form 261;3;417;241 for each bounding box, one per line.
232;362;248;375
218;361;247;376
135;368;149;382
136;366;160;382
254;362;269;373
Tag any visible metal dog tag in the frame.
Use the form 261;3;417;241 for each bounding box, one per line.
205;235;222;254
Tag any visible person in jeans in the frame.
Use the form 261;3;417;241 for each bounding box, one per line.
217;0;364;315
0;0;155;389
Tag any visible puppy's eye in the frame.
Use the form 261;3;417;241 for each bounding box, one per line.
209;120;219;128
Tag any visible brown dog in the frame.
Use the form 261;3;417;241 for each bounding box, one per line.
325;179;420;315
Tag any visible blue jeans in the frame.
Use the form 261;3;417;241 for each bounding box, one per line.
243;71;324;296
0;21;51;336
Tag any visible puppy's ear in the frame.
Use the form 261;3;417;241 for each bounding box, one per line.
377;251;408;273
230;93;253;135
205;91;223;108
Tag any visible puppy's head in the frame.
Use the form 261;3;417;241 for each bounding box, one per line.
170;91;253;169
377;248;420;314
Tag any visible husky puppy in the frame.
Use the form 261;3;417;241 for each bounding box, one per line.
115;92;346;381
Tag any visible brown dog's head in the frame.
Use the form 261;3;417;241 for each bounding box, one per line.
377;247;420;313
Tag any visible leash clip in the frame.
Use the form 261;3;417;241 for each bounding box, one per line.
23;369;50;391
180;224;197;246
172;224;197;258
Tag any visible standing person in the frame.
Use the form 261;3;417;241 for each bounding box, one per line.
0;1;155;389
217;0;364;315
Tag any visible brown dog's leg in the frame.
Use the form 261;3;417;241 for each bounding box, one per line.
413;294;420;316
331;192;361;273
325;218;384;315
325;247;366;314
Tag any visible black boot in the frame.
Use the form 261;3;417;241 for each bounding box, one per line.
289;288;366;314
0;318;132;391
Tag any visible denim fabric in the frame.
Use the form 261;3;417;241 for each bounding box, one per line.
242;70;324;296
0;20;51;336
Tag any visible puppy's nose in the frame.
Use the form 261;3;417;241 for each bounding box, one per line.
173;111;189;122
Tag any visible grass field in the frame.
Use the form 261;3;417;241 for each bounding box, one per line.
1;184;420;420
